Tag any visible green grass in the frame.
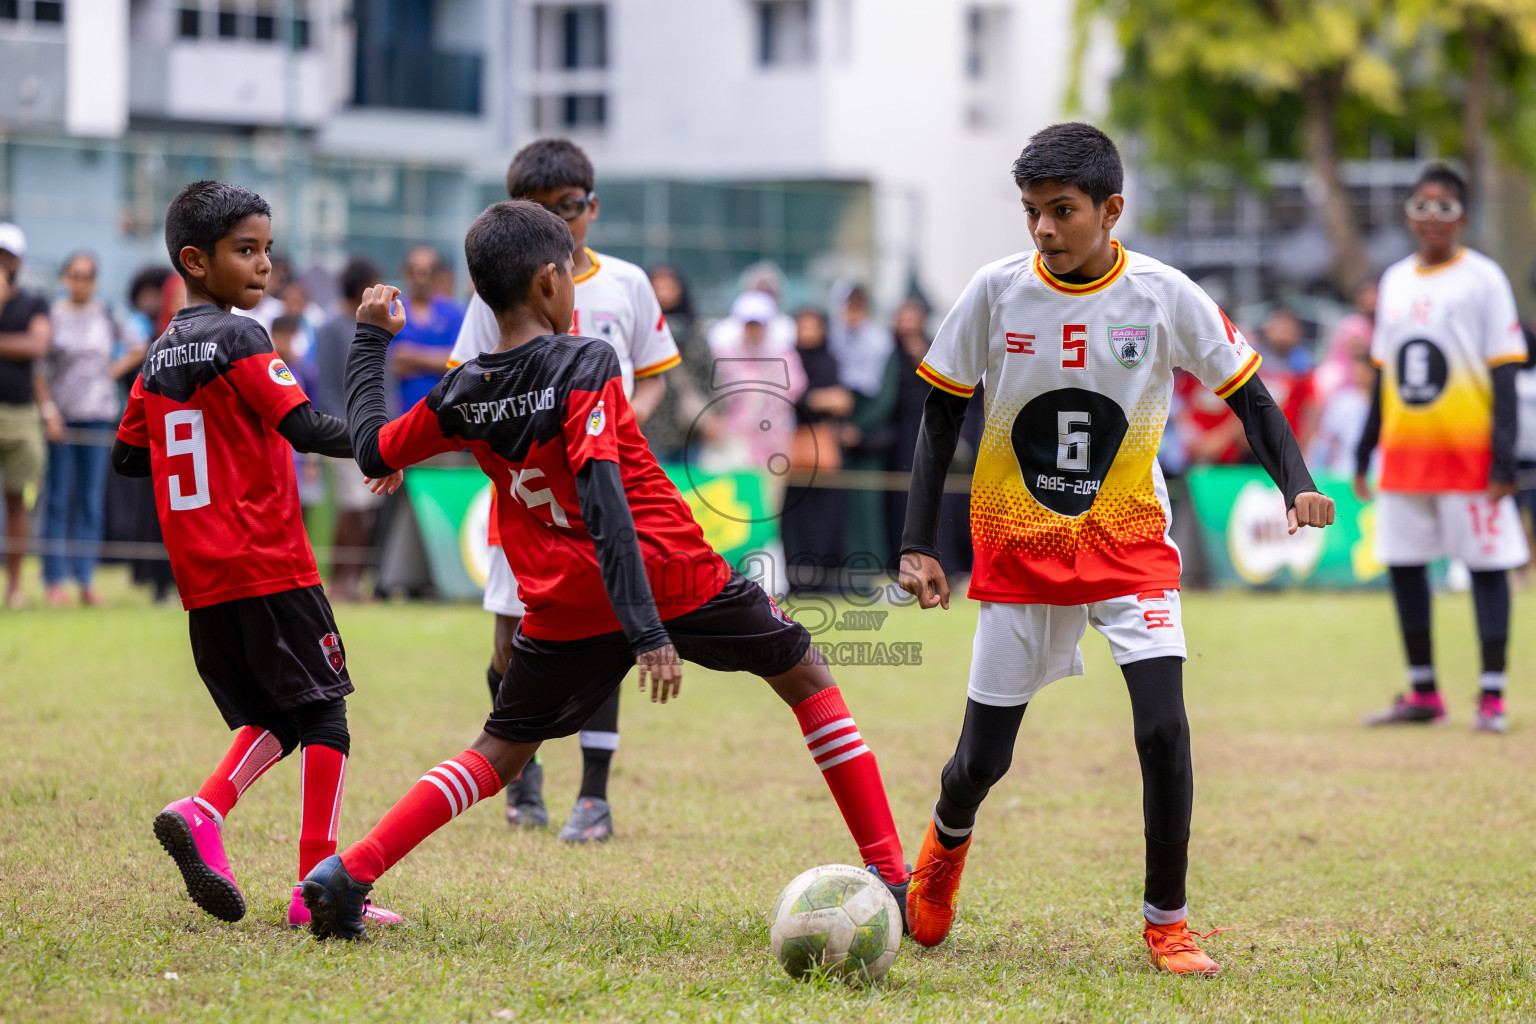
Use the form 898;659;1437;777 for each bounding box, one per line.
2;566;1535;1022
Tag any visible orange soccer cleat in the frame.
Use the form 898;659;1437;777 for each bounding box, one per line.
905;817;971;947
1144;918;1224;975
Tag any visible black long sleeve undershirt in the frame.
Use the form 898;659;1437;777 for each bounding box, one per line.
1224;375;1317;508
109;400;350;477
1357;363;1520;483
900;375;1319;559
576;459;671;656
345;322;397;480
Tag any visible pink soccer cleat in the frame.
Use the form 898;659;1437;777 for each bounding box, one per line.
286;884;404;930
153;797;246;922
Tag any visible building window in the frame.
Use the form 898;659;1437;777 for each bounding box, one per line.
292;15;309;48
533;93;606;130
535;5;607;70
33;0;63;22
756;0;813;67
178;6;199;36
0;0;19;18
963;5;1008;129
217;5;238;37
254;13;274;39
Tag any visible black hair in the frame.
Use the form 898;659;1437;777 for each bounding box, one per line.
1011;122;1124;206
60;250;97;275
464;200;575;315
845;285;869;307
164;180;271;278
339;256;384;304
505;139;595;198
648;264;693;317
127;265;172;304
271;314;304;336
1413;163;1468;206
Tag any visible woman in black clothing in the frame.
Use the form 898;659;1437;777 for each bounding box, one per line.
781;309;854;591
887;298;981;578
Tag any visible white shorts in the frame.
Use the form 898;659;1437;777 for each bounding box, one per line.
323;456;383;513
967;590;1187;708
1374;492;1529;570
482;545;527;617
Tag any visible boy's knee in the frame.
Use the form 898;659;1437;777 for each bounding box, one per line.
292;697;351;756
948;746;1012;792
1133;712;1188;761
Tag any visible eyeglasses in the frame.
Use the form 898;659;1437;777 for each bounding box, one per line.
1405;196;1464;222
542;192;595;222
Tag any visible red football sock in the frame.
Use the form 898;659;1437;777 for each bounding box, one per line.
793;687;907;884
194;726;285;820
298;744;347;879
340;750;502;884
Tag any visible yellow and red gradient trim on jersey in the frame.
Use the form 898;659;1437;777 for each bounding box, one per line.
966;390;1182;605
916;361;975;398
635;353;681;378
1032;240;1128;297
1490;351;1528;368
1379;368;1495;491
1212;351;1262;399
573;248;601;285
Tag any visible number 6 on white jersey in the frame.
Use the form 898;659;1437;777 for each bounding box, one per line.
165;409;211;510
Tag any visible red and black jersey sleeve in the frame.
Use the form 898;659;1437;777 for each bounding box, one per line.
117;374;150;447
561;344;626;473
217;319;311;429
379;396;465;467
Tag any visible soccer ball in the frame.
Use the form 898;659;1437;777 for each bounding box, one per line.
769;864;901;985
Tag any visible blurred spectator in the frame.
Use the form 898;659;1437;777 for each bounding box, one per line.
639;265;716;462
1307;344;1376;476
37;252;137;606
1314;280;1377;408
272;315;325;509
0;223;51;608
831;284;898;564
886;298;980;577
1516;332;1536;540
389;245;464;412
276;278;323;362
124;272;188;603
702;290;805;473
432;260;459;303
782;308;851;587
1174;368;1244;464
312;257;386;602
707;263;796;355
1254;305;1318;448
102;265;166;591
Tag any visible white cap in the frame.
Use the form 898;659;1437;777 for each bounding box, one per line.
0;223;25;259
730;289;778;325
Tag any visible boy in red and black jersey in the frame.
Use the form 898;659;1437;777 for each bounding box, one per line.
299;200;909;940
112;180;401;930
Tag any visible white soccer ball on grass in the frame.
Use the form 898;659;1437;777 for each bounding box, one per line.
769;864;901;985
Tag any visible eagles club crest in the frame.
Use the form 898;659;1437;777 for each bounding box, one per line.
1108;325;1150;369
319;632;345;674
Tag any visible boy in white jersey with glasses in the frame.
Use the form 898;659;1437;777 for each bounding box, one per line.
448;139;679;842
897;122;1335;974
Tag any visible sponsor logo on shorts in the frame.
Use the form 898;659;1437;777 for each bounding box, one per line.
269;358;297;386
587;400;606;436
1136;590;1175;629
320;632;345;674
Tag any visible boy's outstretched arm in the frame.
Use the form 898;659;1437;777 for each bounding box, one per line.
897;386;970;609
345;285;414;479
574;458;680;703
1223;375;1335;533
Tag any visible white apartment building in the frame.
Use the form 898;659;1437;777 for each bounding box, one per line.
1;0;1092;311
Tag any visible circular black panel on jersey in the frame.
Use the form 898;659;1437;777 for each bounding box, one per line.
1010;388;1129;517
1394;338;1448;406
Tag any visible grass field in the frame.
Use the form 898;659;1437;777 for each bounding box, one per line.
2;567;1535;1022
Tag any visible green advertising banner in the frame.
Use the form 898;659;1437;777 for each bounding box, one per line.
401;464;780;601
1184;466;1385;588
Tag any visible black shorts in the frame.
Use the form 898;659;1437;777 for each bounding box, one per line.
188;585;355;729
484;572;812;743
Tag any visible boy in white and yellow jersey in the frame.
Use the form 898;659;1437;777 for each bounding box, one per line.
897;123;1335;975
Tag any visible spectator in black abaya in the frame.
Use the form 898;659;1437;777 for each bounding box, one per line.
781;308;853;591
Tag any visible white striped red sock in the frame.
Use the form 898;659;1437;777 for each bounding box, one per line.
341;749;503;883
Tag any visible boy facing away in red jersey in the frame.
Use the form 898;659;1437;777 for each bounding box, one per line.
298;199;908;940
113;180;402;929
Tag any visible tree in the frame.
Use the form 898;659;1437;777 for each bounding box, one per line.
1076;0;1401;295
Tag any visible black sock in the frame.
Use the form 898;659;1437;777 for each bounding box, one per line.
1390;565;1435;692
486;663;501;705
933;699;1028;849
1123;657;1193;916
1472;570;1510;698
578;748;613;801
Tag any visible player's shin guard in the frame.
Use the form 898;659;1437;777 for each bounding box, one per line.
299;744;346;879
577;686;621;800
792;687;906;884
194;726;285;820
339;750;502;883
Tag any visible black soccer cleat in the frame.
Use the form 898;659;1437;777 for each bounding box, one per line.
301;854;372;941
505;758;549;828
868;863;912;936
